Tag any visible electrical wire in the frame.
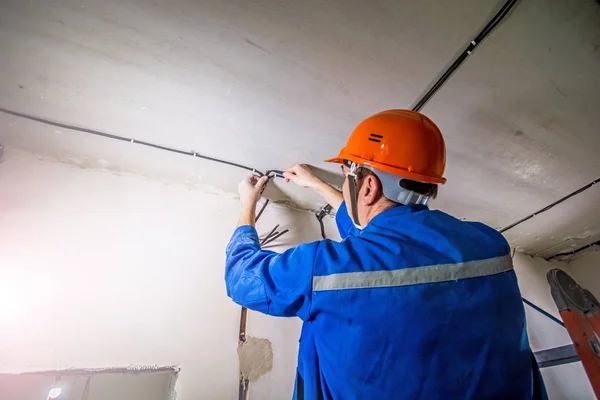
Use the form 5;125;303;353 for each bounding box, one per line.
315;204;333;239
405;0;597;252
522;297;566;328
238;378;250;400
261;229;290;247
0;106;296;180
546;239;600;261
81;376;92;400
499;177;599;233
255;199;270;222
0;106;258;172
261;224;280;245
411;0;520;112
474;0;518;41
0;104;300;254
265;169;285;179
406;0;596;254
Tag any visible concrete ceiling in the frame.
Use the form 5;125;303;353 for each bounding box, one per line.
0;0;599;256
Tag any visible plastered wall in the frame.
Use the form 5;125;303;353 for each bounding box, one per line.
0;148;594;399
569;250;600;297
0;148;337;399
0;371;175;400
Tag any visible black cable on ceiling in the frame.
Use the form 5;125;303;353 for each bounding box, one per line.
499;177;600;233
2;0;588;245
546;239;600;261
406;0;597;251
411;0;520;112
1;1;524;175
0;106;257;173
0;106;301;239
0;0;524;187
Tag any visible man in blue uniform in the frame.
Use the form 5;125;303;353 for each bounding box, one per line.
225;110;546;399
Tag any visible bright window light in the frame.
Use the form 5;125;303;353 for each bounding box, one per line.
47;387;62;399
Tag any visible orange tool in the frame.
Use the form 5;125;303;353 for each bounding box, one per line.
548;269;600;397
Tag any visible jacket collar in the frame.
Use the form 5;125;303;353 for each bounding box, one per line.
363;204;429;232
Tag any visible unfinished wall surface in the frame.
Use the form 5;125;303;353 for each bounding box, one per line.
1;0;599;257
0;371;176;400
568;250;600;297
0;149;337;399
0;148;595;399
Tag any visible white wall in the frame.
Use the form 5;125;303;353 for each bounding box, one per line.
569;250;600;297
513;253;595;399
0;148;595;399
0;148;334;399
0;372;175;400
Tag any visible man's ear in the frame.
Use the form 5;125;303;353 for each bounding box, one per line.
362;175;382;206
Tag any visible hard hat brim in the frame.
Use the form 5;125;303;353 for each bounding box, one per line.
325;153;446;184
324;156;344;164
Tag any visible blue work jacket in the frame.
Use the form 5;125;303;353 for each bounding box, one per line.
225;202;547;400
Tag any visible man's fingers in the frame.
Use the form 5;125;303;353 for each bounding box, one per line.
286;164;303;174
256;175;269;189
283;171;296;182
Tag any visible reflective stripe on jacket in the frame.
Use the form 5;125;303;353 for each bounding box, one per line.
225;202;547;400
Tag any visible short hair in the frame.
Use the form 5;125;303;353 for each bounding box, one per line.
356;167;438;199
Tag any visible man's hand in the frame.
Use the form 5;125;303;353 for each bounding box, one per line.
283;164;323;189
239;175;269;211
284;164;344;210
237;175;268;227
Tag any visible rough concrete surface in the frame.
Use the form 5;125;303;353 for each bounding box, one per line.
238;337;274;382
1;0;599;257
0;149;331;399
0;371;176;400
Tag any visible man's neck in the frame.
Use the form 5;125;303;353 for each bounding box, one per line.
362;200;399;226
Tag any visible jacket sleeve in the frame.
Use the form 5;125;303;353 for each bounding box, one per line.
225;225;316;320
336;201;360;239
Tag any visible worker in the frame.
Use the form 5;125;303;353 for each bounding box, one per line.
225;110;547;400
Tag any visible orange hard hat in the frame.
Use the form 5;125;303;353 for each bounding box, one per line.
325;110;446;184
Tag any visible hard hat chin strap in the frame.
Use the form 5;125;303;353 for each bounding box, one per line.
347;163;361;227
